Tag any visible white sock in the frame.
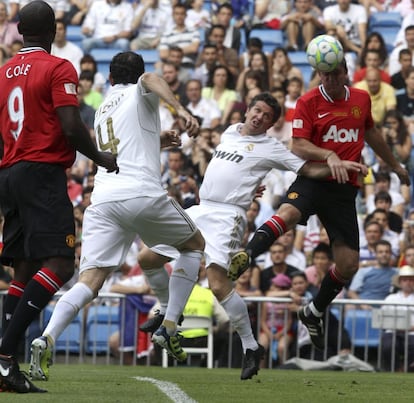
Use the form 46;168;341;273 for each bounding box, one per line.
221;290;258;353
164;250;202;333
143;267;170;314
43;282;93;345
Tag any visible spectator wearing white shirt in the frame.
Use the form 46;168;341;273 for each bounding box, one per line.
51;18;84;74
81;0;133;53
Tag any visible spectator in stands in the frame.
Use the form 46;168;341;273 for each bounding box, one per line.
156;46;193;83
186;79;221;130
80;54;107;94
236;68;267;102
185;0;211;30
278;229;306;271
380;109;412;169
192;43;219;87
353;49;391;85
391;49;413;91
214;3;241;53
323;0;367;56
389;25;414;77
161;61;189;110
366;170;406;216
397;66;414;133
202;64;238;126
380;265;414;372
189;127;215;179
159;3;200;68
359;220;383;269
267;104;292;149
161;147;187;189
281;0;323;51
399;222;414;257
372;191;403;234
284;76;303;122
9;0;69;22
51;18;84;75
0;46;8;66
353;67;396;126
201;24;239;77
64;0;89;26
369;208;400;260
79;70;103;110
270;47;303;92
0;1;22;56
359;32;389;70
348;240;398;309
130;0;169;51
259;242;302;295
81;0;133;53
237;51;270;94
305;243;334;289
394;4;414;47
252;0;291;29
259;273;293;365
238;36;263;72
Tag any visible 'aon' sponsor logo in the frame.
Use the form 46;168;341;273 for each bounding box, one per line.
322;125;359;142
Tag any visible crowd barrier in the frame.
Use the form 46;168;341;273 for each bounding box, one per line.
1;292;413;372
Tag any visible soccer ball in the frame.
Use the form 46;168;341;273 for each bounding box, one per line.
306;35;344;73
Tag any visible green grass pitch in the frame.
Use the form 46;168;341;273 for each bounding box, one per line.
4;364;414;402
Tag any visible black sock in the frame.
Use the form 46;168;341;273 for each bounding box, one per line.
0;269;63;356
246;225;277;259
1;281;25;337
312;268;347;313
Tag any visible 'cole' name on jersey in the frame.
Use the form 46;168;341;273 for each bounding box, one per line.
5;63;32;78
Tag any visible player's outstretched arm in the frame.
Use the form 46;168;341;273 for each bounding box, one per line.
299;160;367;183
141;72;199;137
57;106;119;173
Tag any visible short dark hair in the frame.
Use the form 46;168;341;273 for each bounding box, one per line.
79;69;95;82
18;0;55;37
248;92;281;123
312;242;333;261
374;190;392;204
110;52;145;85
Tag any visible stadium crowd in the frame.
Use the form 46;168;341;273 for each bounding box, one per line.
2;0;414;373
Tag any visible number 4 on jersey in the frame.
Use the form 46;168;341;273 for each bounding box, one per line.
96;117;120;156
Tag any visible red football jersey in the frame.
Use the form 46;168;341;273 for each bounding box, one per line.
292;85;374;186
0;47;79;168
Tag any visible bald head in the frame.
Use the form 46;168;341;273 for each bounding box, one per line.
18;1;55;37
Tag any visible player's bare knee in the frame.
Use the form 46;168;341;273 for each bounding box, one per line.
178;230;205;252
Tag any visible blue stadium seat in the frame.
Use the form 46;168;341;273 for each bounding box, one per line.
377;26;400;53
90;48;124;81
249;29;284;54
43;304;83;353
369;12;402;30
66;25;84;48
287;51;308;66
136;49;160;72
85;305;119;354
344;309;380;348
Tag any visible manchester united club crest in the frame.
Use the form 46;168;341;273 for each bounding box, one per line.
288;192;299;200
351;106;361;119
66;234;76;248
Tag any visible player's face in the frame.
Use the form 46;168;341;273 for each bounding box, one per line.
318;65;348;99
244;100;275;134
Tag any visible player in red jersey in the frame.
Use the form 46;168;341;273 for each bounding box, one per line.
0;1;118;393
229;59;410;351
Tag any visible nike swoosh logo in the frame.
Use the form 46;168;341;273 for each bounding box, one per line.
27;300;41;310
0;365;10;377
318;112;330;118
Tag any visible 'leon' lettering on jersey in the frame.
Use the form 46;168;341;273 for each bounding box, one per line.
292;85;374;186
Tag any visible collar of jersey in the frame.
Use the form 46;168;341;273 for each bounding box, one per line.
319;85;350;103
18;47;48;55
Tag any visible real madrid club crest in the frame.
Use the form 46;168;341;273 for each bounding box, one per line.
351;106;361;119
245;144;254;152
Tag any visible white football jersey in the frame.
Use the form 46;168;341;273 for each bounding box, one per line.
200;124;306;210
92;78;166;205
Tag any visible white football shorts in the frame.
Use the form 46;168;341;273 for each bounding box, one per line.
152;200;246;270
79;195;198;273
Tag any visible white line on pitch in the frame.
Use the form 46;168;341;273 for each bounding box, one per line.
133;376;198;403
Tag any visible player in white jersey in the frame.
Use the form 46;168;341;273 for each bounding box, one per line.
140;92;366;380
29;52;203;381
